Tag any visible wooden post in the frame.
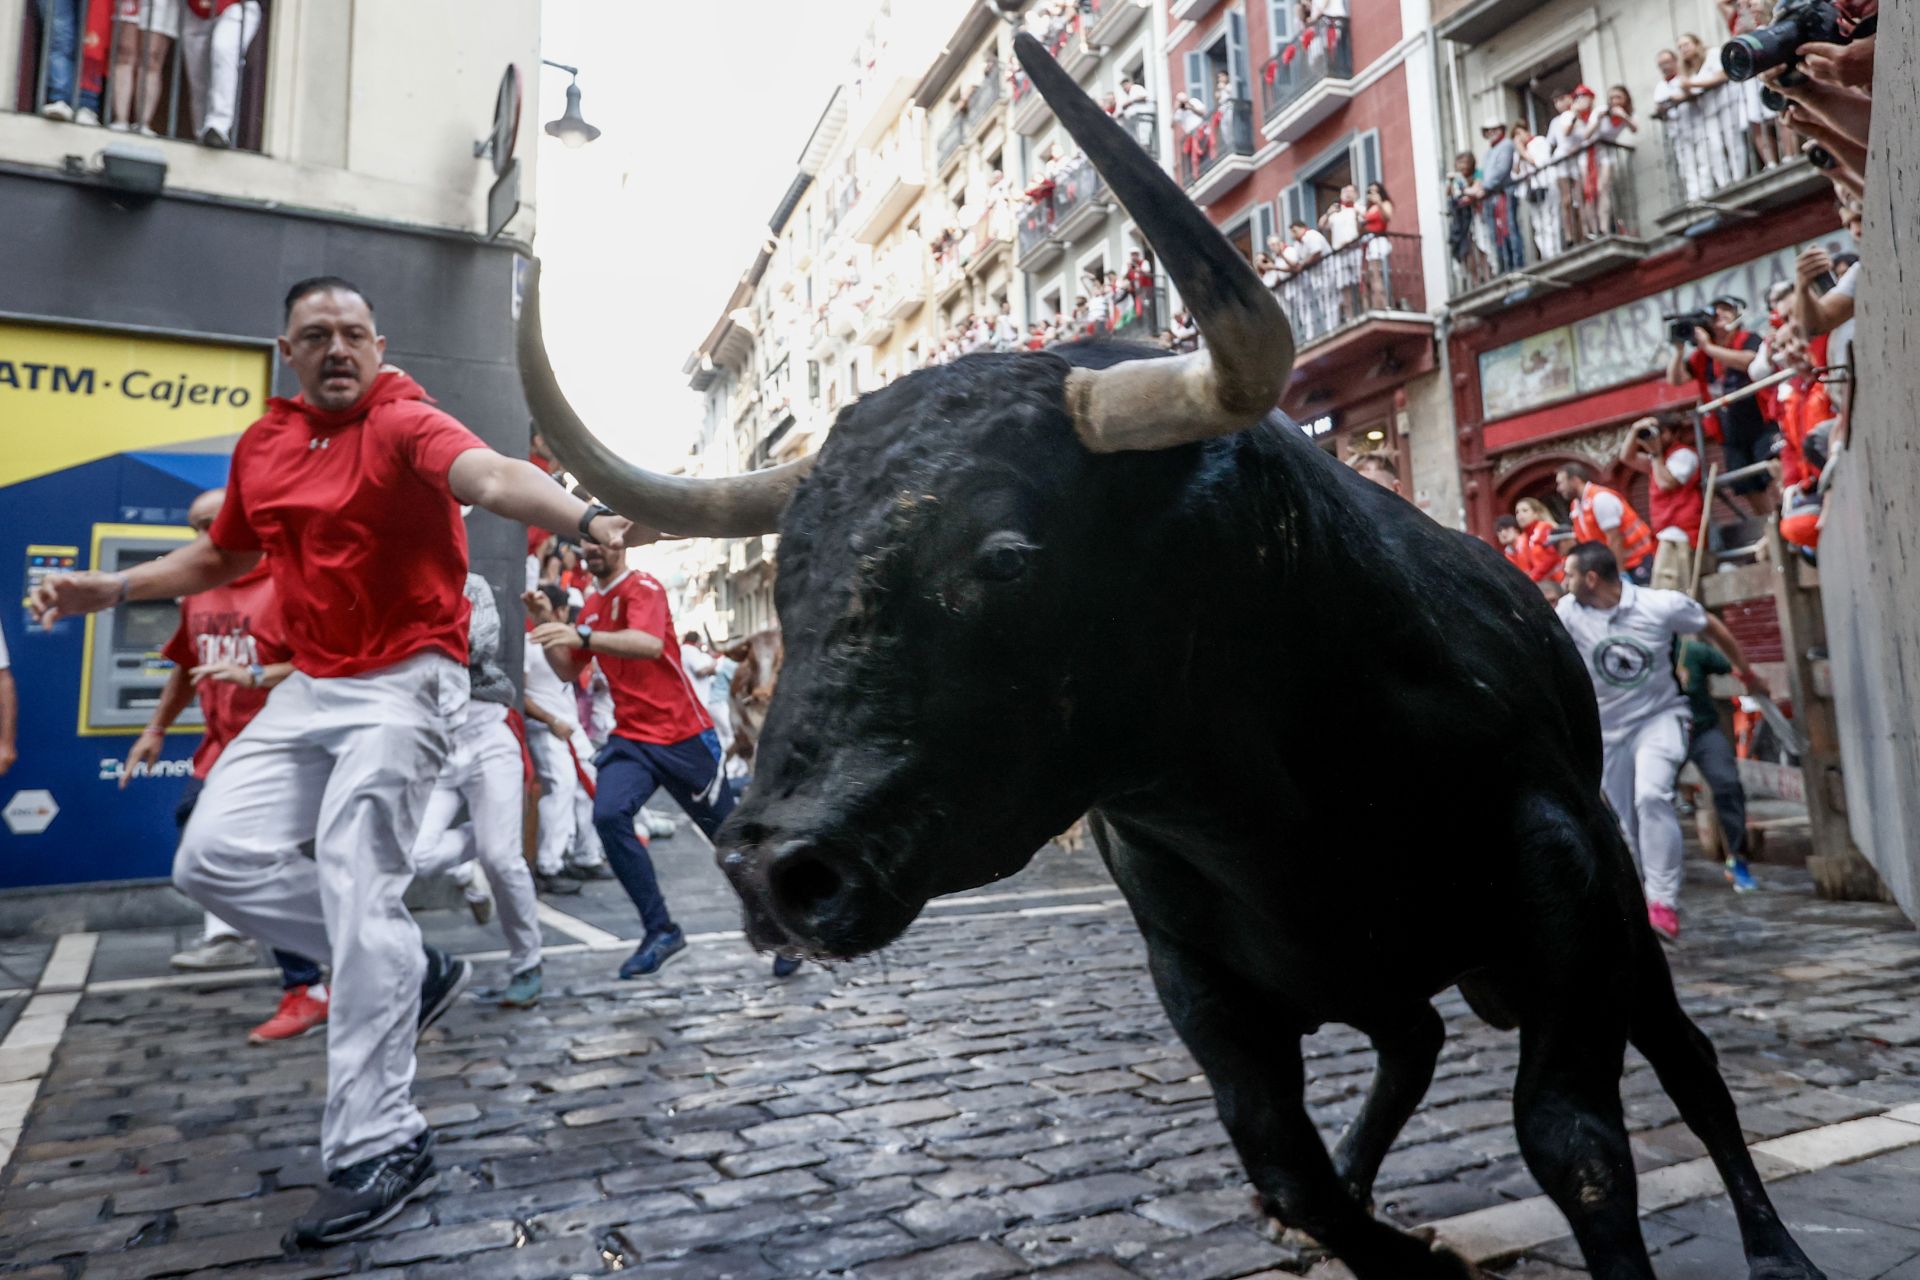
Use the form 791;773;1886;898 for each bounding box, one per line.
1765;520;1886;901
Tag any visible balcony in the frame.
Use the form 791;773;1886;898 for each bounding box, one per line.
1446;142;1650;314
856;304;894;348
1120;109;1159;160
1049;153;1111;244
964;69;1003;138
1016;200;1062;270
1108;281;1165;342
1087;0;1148;47
936;111;968;173
16;2;271;150
1170;0;1227;23
934;249;968;302
1261;18;1354;144
1178;99;1257;206
809;315;838;360
1046;13;1100;81
827;296;862;339
968;200;1015;272
852;124;925;245
1011;70;1049;135
1434;0;1551;46
1652;86;1830;235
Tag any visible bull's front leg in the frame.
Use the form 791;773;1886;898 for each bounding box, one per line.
1141;929;1481;1280
1331;1003;1447;1206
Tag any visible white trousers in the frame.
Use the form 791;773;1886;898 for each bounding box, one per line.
526;720;579;875
570;753;604;865
1602;712;1691;909
179;0;260;136
412;701;541;974
174;652;464;1170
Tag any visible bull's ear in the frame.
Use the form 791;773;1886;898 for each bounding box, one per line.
517;259;811;537
1013;33;1293;453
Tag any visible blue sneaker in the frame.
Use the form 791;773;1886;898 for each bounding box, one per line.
772;954;802;979
1725;857;1759;893
499;965;542;1008
619;928;686;979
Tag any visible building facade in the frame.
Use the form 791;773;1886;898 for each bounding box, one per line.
1431;0;1842;537
1164;0;1459;521
0;0;544;887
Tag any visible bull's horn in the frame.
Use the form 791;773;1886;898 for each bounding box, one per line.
1014;33;1293;453
517;258;809;538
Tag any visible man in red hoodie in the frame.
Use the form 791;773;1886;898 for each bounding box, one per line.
31;277;634;1249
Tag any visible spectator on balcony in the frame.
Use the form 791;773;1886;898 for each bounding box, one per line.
1556;461;1656;584
993;301;1022;351
1446;150;1491;289
1479;120;1524;274
1514;497;1565;583
1289;217;1333;339
1319;184;1365;323
1677;33;1745;191
1617;414;1703;591
109;0;181;136
1101;90;1118;116
34;0;107;124
1654;48;1714;204
1578;86;1638;238
1544;90;1583;253
1118;75;1151;121
1362;182;1395;311
1666;295;1775;513
1510;121;1560;263
180;0;261;148
1723;0;1794;168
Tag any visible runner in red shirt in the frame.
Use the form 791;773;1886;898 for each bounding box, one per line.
125;487;328;1043
527;542;798;980
31;276;635;1249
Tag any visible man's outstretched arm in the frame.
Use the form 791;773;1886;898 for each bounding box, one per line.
31;538;260;627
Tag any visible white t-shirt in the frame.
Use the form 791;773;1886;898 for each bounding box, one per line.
1556;583;1708;741
1546;110;1578;159
524;639;578;729
1584;487;1625;531
1830;261;1859;373
1654;446;1700;542
1324;204;1362;250
1294;228;1332;263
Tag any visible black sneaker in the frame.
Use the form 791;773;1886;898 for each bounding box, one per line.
417;946;472;1038
772;954;803;979
284;1132;436;1249
618;927;686;979
535;869;583;895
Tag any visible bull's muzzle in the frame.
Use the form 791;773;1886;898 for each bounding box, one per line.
719;836;913;960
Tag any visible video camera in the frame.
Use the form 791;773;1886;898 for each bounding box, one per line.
1723;0;1864;83
1663;309;1717;344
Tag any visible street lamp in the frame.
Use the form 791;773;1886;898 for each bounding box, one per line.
542;60;601;149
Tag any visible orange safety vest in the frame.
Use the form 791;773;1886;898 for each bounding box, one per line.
1571;481;1655;569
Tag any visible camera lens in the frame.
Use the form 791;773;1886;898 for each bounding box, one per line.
1807;143;1836;170
1759;85;1788;114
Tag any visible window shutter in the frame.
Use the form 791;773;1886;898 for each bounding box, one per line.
1253;204;1276;252
1227;12;1250;99
1352;129;1383;190
1185;50;1206;105
1268;0;1295;50
1282;183;1306;232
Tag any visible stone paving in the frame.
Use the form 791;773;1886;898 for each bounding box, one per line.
1;832;1917;1280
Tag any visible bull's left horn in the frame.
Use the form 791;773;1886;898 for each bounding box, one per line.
1013;33;1293;453
517;258;809;537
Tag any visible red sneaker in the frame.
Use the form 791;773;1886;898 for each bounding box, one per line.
248;984;330;1044
1647;902;1680;943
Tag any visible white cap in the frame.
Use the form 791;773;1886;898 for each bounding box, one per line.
1481;117;1504;132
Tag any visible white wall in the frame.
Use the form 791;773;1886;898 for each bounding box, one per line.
0;0;542;237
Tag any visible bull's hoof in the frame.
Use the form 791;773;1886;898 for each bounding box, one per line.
1250;1194;1328;1256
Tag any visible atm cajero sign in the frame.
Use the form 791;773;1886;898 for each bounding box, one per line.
0;321;272;490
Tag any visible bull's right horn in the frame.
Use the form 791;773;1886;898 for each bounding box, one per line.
517;258;810;538
1014;33;1294;453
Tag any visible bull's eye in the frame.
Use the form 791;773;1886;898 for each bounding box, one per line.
975;532;1034;582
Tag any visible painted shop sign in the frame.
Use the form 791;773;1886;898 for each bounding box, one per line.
1477;229;1855;422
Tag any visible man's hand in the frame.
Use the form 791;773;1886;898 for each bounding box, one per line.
586;512;650;552
122;727;164;790
523;588;557;625
530;621;582;651
190;662;254;687
1739;666;1772;698
548;718;574;740
30;571;123;627
1795;246;1833;291
1800;38;1874;90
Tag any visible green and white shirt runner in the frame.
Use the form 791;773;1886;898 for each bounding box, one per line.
1556;583;1709;745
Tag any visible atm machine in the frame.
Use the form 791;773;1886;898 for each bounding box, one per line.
80;527;201;734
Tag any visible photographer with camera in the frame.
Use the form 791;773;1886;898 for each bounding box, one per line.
1723;0;1874;197
1666;295;1777;514
1617;414;1705;590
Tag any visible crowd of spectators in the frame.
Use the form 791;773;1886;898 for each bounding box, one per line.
1253;182;1400;342
32;0;265;148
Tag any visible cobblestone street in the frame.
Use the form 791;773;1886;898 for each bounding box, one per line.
1;833;1917;1280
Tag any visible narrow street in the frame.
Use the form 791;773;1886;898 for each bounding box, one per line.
1;832;1916;1279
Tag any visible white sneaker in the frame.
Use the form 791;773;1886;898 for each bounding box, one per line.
200;125;231;148
39;101;74;122
465;880;494;926
75;107;100;126
641;808;677;838
170;935;257;970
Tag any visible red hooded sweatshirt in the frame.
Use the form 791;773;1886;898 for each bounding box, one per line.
209;370;488;678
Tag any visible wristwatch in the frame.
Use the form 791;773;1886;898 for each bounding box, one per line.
575;624;594;651
248;663;266;688
577;502;614;544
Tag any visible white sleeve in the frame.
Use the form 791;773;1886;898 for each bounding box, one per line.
0;620;9;670
1835;262;1860;299
1665;448;1699;485
1662;591;1709;635
1591;491;1625;531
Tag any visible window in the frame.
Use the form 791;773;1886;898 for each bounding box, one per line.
1280;130;1382;227
18;2;272;149
1223;216;1255;262
1267;0;1297;51
1185;10;1251;106
1508;51;1583;135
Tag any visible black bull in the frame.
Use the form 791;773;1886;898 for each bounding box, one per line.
522;31;1824;1280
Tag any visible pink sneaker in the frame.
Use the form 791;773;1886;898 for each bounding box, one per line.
1647;902;1680;942
248;984;329;1044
